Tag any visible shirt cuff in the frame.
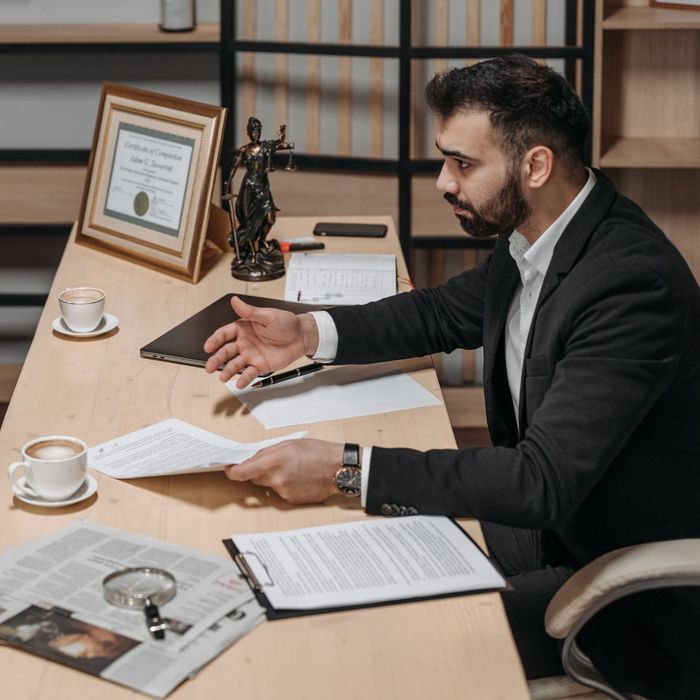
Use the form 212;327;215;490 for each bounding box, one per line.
360;446;372;508
308;310;339;363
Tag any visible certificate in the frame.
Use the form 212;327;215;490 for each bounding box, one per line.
104;123;194;237
77;83;227;283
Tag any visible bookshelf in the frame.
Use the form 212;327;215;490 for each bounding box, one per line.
593;0;700;277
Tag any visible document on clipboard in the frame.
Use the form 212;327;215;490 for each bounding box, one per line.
223;516;507;619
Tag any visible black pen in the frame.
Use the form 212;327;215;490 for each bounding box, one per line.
251;362;324;389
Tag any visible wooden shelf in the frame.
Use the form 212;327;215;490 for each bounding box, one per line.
0;165;86;225
0;23;219;45
603;7;700;30
600;137;700;168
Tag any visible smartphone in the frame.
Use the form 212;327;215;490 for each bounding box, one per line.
313;222;388;238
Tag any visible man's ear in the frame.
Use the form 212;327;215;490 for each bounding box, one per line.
523;146;553;189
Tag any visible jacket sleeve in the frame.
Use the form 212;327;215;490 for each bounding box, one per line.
365;264;683;529
326;255;490;364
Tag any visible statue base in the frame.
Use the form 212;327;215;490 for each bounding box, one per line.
230;243;286;281
230;263;286;282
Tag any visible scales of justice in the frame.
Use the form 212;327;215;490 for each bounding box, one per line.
223;116;297;281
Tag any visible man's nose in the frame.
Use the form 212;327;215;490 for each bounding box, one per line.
436;163;459;195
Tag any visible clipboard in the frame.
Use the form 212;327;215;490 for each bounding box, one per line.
222;517;510;621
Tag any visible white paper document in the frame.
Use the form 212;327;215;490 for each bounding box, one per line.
284;253;397;305
230;516;506;611
226;363;442;429
88;418;307;478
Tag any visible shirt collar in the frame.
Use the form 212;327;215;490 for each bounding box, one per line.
509;168;596;279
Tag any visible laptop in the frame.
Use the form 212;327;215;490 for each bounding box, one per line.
140;293;329;368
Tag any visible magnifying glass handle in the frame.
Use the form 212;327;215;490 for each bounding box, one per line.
144;597;167;640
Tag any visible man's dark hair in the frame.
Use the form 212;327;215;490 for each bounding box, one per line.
425;54;589;171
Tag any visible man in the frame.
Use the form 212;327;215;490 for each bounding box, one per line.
205;56;700;697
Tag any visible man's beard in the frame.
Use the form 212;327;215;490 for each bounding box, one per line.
443;168;530;239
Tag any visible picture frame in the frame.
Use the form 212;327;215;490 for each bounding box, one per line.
650;0;700;10
77;83;227;283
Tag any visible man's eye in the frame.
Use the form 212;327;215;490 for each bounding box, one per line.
455;159;470;170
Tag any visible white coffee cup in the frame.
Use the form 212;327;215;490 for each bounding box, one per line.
59;287;105;333
8;436;88;501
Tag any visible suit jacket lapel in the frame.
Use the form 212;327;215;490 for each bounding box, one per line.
483;235;521;445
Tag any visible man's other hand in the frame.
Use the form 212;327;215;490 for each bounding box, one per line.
224;439;344;505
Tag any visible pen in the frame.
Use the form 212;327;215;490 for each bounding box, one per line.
251;362;324;389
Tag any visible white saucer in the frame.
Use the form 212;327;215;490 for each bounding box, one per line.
52;313;119;338
12;474;98;508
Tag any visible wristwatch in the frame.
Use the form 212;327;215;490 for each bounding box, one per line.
333;443;362;497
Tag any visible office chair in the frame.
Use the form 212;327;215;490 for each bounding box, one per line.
530;539;700;700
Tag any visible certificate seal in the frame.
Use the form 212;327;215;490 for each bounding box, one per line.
133;191;150;217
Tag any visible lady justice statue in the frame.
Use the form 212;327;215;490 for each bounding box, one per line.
224;117;296;281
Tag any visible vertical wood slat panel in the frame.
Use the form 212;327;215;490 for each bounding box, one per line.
532;0;547;47
500;0;514;48
466;0;481;65
435;0;449;73
306;0;321;153
369;0;384;158
274;0;289;128
337;0;353;155
241;2;257;135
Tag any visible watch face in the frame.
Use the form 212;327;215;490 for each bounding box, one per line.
336;467;361;497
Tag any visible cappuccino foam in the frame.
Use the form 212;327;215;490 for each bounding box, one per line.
26;439;83;460
59;288;104;305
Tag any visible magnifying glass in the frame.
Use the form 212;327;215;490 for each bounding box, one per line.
102;567;176;640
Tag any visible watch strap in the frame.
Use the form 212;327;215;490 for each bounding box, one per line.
342;443;360;468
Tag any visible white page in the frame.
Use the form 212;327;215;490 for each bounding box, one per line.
226;363;441;429
88;418;307;478
284;253;396;305
231;516;506;610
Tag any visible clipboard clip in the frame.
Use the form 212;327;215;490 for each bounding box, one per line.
235;551;274;591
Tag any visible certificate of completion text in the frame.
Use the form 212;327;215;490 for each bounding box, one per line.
104;122;195;237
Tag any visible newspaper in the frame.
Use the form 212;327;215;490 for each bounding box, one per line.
0;522;265;697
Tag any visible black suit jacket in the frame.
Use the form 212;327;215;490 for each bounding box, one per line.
328;171;700;567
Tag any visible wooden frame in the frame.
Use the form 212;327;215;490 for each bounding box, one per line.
77;83;226;283
650;0;700;9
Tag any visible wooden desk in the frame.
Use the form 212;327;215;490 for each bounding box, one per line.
0;216;527;699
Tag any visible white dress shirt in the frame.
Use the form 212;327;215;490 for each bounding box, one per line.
309;169;595;507
505;169;595;425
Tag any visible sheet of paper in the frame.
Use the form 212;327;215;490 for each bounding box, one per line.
88;418;307;478
231;516;506;610
226;363;442;429
284;253;396;305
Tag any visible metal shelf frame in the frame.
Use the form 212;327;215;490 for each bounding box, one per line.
220;0;596;257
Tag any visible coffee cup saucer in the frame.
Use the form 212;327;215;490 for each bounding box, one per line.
52;313;119;338
12;474;98;508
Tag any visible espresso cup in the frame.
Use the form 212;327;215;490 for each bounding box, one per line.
8;436;87;501
59;287;105;333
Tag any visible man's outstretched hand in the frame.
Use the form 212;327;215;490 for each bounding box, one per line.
203;296;319;387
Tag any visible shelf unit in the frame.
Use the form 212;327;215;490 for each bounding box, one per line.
593;0;700;277
0;23;221;403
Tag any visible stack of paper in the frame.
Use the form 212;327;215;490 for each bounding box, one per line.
0;521;265;698
284;253;397;305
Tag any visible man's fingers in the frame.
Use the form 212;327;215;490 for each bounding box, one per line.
219;354;250;383
203;322;238;355
235;364;260;388
231;296;276;326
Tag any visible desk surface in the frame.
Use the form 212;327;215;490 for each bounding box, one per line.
0;216;527;699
